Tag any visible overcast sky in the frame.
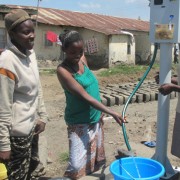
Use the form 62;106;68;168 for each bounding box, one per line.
0;0;150;21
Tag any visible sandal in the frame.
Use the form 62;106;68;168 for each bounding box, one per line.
143;141;156;148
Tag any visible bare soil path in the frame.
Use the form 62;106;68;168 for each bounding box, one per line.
39;68;180;179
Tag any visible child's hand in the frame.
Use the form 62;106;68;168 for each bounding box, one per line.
158;83;174;95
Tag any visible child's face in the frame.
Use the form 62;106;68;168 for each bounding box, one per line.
64;40;84;64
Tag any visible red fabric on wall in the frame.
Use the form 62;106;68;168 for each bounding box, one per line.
46;31;58;42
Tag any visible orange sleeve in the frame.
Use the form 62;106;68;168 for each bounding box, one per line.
0;68;16;81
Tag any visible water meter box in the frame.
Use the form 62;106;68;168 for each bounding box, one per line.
150;0;180;43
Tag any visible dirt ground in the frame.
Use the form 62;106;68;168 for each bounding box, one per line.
39;68;180;179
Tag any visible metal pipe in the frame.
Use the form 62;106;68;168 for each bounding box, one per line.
152;43;175;177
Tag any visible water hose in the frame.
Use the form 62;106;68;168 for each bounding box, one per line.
122;43;158;151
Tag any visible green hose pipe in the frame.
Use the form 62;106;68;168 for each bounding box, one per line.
122;44;158;151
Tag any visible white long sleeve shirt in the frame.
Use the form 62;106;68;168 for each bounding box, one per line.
0;41;48;151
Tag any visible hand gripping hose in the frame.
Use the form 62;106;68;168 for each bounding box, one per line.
122;44;158;151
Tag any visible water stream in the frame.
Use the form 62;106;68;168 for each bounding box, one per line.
118;163;136;180
119;156;142;179
132;155;141;178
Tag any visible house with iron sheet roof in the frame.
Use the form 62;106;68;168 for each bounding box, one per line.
0;4;152;68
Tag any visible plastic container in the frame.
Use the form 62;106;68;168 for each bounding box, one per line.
0;163;7;180
110;157;165;180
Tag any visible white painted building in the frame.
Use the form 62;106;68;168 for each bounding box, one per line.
0;5;151;68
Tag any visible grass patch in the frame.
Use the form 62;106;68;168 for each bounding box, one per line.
39;63;177;77
39;68;56;74
97;64;160;77
59;152;69;164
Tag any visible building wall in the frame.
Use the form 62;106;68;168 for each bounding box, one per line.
0;19;152;68
0;20;6;53
33;25;161;66
109;34;135;66
34;25;110;69
34;24;61;61
0;20;4;27
133;31;152;64
79;28;109;69
34;26;136;68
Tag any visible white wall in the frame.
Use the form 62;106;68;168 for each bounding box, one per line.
109;34;135;65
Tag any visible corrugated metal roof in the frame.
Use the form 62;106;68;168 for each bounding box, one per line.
0;5;149;35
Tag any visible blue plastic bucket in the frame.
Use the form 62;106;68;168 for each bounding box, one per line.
110;157;165;180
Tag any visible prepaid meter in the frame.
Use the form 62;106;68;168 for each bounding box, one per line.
150;0;180;43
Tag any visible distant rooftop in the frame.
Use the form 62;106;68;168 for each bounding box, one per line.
0;5;150;35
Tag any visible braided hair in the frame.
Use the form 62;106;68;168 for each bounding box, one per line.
59;30;83;49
